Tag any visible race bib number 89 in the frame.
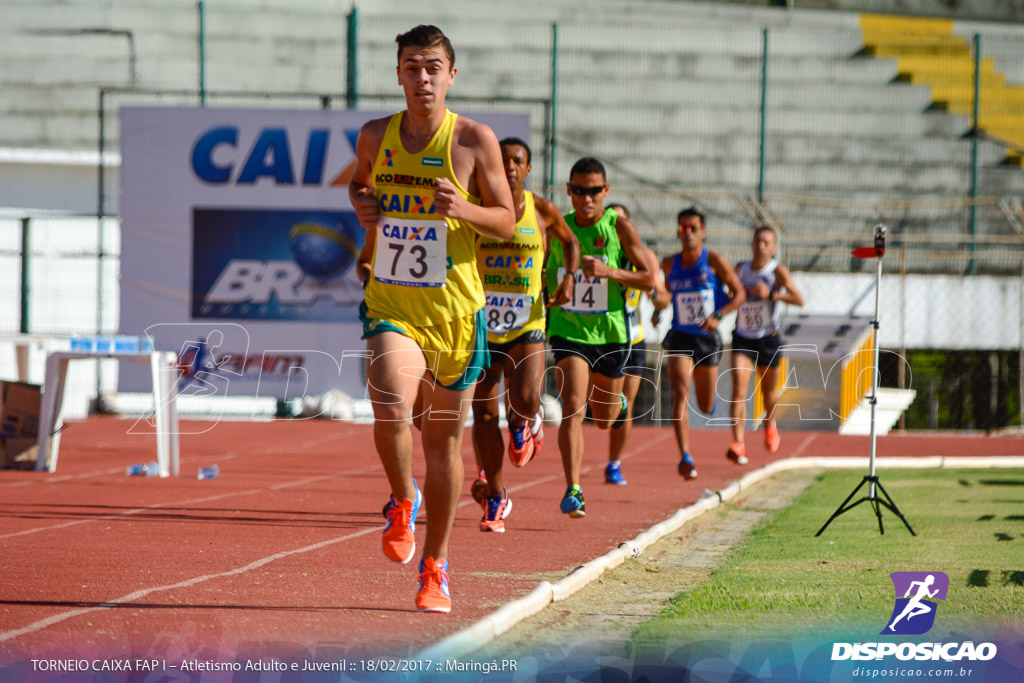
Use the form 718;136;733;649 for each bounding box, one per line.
738;300;771;333
558;268;608;314
484;291;532;332
374;218;448;288
674;290;714;326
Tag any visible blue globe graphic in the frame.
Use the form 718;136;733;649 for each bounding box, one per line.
289;221;360;280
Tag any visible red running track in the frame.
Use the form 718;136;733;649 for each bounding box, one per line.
1;417;1022;666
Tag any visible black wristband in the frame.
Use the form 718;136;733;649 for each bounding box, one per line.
711;310;723;321
565;271;577;280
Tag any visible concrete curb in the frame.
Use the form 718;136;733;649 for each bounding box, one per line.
415;455;1024;661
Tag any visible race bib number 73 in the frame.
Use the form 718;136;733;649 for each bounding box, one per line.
373;218;447;288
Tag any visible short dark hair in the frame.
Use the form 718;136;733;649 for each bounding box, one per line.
499;137;532;165
608;203;630;219
396;25;455;67
569;157;606;181
753;224;776;240
677;206;705;226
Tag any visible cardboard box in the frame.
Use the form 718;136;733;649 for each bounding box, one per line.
1;380;41;469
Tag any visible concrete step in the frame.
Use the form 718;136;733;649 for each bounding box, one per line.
359;59;931;112
555;103;971;137
588;131;1003;166
362;0;865;31
358;40;900;84
1;114;112;149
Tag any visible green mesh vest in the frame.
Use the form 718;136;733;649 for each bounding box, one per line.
546;208;629;344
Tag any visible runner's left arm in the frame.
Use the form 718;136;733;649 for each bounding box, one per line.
433;121;515;239
772;264;805;307
580;214;656;291
700;250;745;334
535;195;579;307
647;249;671;311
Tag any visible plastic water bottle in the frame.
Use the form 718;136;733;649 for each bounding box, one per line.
197;464;220;480
126;461;159;477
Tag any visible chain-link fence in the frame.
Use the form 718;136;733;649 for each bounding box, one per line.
2;0;1023;429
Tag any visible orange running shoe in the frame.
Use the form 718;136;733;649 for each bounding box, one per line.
479;488;512;532
531;411;544;454
381;484;421;564
508;422;536;467
765;423;781;453
726;442;748;465
415;557;451;613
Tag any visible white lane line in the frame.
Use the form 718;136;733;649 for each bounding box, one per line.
789;433;818;460
0;466;381;541
0;428;672;645
0;524;382;645
0;429;355;488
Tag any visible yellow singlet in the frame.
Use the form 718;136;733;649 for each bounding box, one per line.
625;281;646;345
364;109;485;327
475;191;546;345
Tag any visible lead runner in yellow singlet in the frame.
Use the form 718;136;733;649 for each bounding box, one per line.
348;25;515;614
469;137;580;533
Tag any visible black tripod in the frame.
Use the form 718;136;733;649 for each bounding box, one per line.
816;226;915;537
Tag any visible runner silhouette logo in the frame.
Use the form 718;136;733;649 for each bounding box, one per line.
883;571;949;635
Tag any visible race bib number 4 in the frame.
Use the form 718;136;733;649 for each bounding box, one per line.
559;268;608;314
374;218;448;288
674;290;714;326
484;291;532;332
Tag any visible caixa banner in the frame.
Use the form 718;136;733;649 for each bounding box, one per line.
119;106;529;398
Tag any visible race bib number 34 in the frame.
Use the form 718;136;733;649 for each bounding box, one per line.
374;218;448;288
558;268;608;314
674;290;714;326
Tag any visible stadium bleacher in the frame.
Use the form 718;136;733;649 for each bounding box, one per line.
1;0;1022;428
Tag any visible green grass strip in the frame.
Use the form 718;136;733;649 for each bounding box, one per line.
633;468;1024;645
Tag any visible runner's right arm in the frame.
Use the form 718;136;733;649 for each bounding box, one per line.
357;228;376;286
349;118;388;231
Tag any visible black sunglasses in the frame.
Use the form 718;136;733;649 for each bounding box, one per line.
568;184;605;197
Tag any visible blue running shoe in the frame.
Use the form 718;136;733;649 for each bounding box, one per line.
612;392;629;430
560;485;586;518
706;397;718;417
382;480;421;564
605;461;627;486
677;453;698;480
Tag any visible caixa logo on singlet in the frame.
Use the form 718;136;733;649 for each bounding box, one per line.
883;571;949;635
381;222;439;241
